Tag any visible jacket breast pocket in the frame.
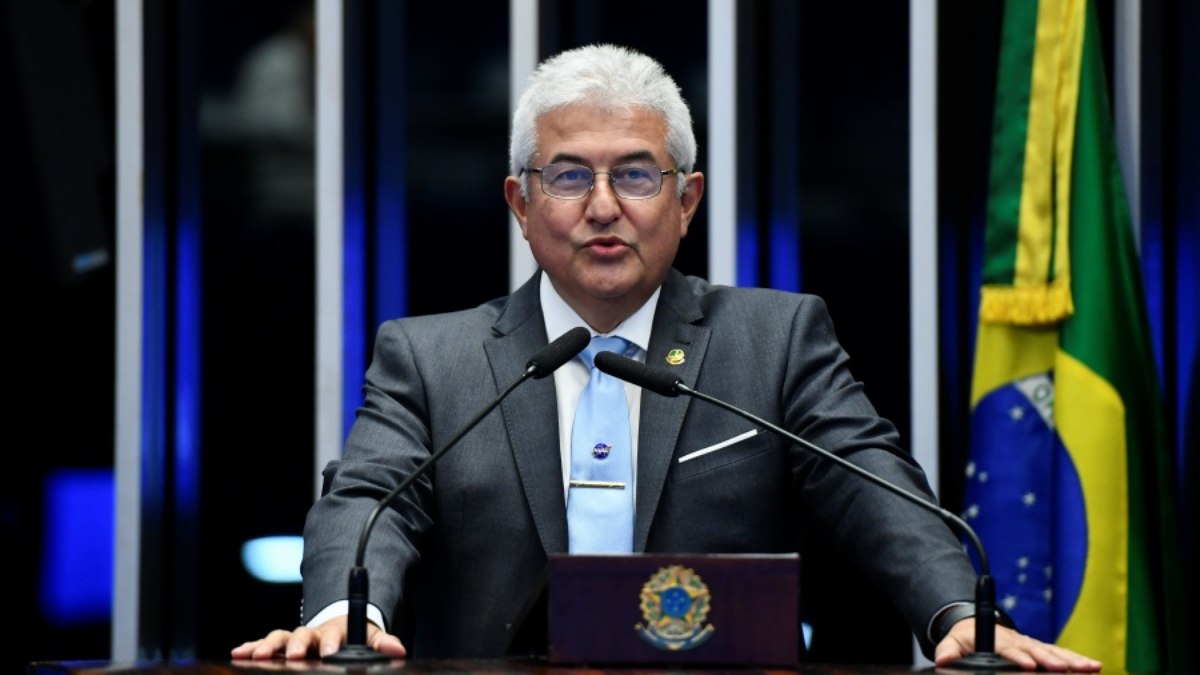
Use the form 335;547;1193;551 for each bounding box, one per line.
670;428;774;481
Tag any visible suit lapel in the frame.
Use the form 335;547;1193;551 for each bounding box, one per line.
484;272;569;554
486;270;709;554
635;270;709;551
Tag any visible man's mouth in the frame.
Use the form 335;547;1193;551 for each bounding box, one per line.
582;237;630;257
578;235;633;258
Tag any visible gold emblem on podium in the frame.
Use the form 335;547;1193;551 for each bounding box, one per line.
635;564;714;651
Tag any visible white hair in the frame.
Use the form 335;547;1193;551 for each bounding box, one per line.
509;44;696;199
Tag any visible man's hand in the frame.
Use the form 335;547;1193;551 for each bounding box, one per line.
934;618;1101;672
231;616;407;660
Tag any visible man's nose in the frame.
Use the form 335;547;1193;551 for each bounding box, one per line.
585;175;621;224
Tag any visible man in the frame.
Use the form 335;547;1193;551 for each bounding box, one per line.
234;44;1099;671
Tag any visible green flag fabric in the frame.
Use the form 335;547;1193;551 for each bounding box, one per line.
963;0;1189;671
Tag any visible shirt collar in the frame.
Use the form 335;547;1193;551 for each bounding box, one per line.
539;272;658;353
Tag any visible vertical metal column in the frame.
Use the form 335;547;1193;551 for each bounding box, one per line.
909;0;938;663
315;0;345;497
113;0;143;661
707;0;737;286
113;0;202;657
509;0;539;291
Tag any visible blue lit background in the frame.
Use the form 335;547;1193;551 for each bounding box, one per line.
39;469;114;626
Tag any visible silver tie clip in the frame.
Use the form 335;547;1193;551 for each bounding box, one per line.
569;480;626;489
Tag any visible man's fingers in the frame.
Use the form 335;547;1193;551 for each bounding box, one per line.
933;620;1102;673
282;626;322;660
232;618;409;663
996;640;1040;671
1058;645;1102;672
1001;638;1102;673
991;626;1102;673
318;622;347;658
229;628;296;660
1011;639;1069;671
367;626;408;658
230;639;262;659
932;630;971;666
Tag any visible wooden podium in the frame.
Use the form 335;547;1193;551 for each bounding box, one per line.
511;552;802;667
33;555;806;673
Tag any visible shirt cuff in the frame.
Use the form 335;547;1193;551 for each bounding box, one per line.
927;601;972;644
306;600;387;633
927;601;1016;644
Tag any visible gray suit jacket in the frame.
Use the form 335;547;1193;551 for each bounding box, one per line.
301;269;976;658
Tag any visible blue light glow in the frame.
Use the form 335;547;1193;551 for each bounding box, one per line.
344;153;367;442
241;536;304;583
769;215;800;292
176;212;201;518
39;469;114;626
737;217;759;287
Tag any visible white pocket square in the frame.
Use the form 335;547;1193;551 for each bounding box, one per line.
677;429;759;464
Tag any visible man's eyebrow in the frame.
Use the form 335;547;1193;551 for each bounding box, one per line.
545;150;660;166
546;153;588;165
614;150;657;164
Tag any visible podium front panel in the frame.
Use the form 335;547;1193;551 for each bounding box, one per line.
547;553;801;666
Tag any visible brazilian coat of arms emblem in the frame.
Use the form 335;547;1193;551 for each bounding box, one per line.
634;564;715;651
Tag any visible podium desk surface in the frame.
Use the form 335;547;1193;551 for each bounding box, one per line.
29;660;936;675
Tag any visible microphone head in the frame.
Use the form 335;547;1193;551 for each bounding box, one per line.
527;326;591;379
593;351;681;397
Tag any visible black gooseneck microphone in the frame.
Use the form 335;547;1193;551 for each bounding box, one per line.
593;351;1019;671
324;326;591;664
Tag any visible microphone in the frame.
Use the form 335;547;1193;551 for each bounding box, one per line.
325;326;591;663
592;352;1019;671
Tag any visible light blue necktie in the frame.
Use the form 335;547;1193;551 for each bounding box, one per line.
567;336;635;553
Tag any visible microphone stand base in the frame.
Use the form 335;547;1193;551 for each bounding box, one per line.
945;651;1022;671
322;644;392;664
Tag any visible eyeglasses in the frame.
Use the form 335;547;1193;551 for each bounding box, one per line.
521;163;683;200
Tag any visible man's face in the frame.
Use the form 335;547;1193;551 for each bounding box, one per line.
505;104;704;329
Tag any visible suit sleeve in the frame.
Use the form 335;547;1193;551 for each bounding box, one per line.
300;319;435;630
782;295;976;657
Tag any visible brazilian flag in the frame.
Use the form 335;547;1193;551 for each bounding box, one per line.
963;0;1191;671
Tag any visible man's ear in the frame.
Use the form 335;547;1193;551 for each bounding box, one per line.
678;171;705;238
504;176;530;239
